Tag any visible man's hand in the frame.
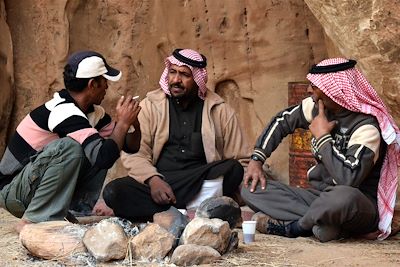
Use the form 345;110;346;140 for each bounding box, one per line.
116;95;141;128
243;160;266;193
147;176;176;205
111;95;142;150
309;100;337;139
92;198;114;216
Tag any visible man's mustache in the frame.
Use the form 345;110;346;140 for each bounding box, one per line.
170;83;184;89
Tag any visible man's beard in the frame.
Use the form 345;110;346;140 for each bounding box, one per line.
170;83;185;99
169;83;198;101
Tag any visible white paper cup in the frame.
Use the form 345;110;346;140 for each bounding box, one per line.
242;220;257;243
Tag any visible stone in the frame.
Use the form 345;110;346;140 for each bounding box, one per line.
19;221;87;260
105;217;141;237
179;217;231;254
130;223;175;261
153;206;189;246
83;220;128;262
170;244;221;266
251;212;269;234
225;231;239;253
195;196;242;229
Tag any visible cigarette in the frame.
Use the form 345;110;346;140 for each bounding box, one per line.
132;96;139;100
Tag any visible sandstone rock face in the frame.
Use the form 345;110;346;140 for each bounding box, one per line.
2;1;398;184
304;0;400;125
5;0;68;133
0;0;14;155
6;1;399;183
2;0;328;182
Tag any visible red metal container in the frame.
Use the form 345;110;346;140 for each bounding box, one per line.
288;82;315;188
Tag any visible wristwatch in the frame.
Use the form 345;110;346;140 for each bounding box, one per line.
251;154;263;162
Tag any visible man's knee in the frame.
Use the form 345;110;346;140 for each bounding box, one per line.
234;160;245;177
322;185;364;211
102;181;119;207
240;183;266;202
230;159;244;170
329;185;362;200
240;185;251;201
226;159;244;181
41;137;84;161
57;137;84;155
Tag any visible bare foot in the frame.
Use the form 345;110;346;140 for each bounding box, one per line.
92;199;114;216
15;219;32;234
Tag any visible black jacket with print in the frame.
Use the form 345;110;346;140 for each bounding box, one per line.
253;97;386;201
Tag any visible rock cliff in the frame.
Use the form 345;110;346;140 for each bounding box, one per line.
1;0;397;181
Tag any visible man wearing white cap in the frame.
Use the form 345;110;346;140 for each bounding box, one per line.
242;58;399;242
0;50;141;232
99;48;250;220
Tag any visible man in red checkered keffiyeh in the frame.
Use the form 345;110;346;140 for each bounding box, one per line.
242;58;399;242
307;58;400;239
159;49;208;100
101;48;251;221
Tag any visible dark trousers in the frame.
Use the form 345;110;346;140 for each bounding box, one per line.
103;159;243;221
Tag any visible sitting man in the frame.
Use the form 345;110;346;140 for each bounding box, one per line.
0;50;141;232
99;48;250;220
242;58;399;242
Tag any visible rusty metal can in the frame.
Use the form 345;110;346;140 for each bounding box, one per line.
288;82;315;188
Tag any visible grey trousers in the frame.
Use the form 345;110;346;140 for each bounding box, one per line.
0;137;106;222
241;180;378;235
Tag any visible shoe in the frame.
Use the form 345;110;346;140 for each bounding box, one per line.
312;225;341;242
251;212;291;237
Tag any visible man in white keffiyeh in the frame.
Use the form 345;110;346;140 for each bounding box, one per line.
242;58;399;242
100;49;251;221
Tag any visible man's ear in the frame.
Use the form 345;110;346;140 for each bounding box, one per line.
87;78;97;89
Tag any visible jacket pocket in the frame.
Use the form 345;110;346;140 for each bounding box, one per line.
29;150;63;184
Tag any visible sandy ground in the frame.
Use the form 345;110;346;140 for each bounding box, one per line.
1;208;399;267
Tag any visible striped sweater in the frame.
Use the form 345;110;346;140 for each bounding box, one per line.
0;89;120;188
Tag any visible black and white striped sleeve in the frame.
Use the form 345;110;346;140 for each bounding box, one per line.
253;97;313;162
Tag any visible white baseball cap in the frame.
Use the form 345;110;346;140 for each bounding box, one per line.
67;50;122;81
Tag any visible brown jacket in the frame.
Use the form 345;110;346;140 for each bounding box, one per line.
121;88;251;184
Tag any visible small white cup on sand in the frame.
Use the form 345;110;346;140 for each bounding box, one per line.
242;220;257;244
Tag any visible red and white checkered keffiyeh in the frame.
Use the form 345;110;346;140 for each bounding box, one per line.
159;49;208;99
307;58;400;239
